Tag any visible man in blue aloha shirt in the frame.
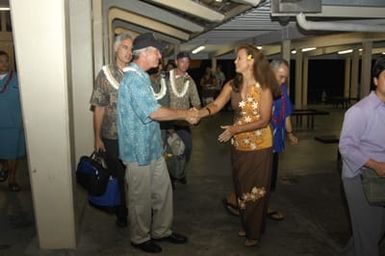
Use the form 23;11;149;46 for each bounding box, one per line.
117;33;198;254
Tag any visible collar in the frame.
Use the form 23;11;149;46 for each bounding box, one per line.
369;91;385;109
173;68;189;79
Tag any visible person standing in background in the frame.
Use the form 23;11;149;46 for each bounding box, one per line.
268;59;298;221
90;32;133;227
0;50;26;192
167;51;201;184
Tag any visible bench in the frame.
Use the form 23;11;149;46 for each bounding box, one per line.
292;109;330;129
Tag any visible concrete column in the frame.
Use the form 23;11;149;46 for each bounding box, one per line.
302;56;308;107
69;0;94;167
360;41;373;98
211;57;217;70
1;11;6;31
344;57;351;98
295;50;303;108
282;40;291;91
281;40;291;65
350;49;359;99
92;0;104;75
10;0;76;249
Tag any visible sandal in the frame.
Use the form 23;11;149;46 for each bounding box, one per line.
244;239;259;247
0;170;8;182
238;230;246;237
8;182;21;192
267;210;284;221
222;199;240;216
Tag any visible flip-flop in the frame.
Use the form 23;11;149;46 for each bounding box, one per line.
267;210;284;221
0;170;8;182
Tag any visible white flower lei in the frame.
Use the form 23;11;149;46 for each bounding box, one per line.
123;66;167;100
102;65;120;90
169;69;190;98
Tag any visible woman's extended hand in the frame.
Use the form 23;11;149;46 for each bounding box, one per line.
218;125;234;143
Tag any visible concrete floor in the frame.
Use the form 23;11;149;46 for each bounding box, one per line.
1;105;384;256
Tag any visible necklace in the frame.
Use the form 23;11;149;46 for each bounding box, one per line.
102;65;120;90
151;75;167;100
124;67;167;100
169;69;189;98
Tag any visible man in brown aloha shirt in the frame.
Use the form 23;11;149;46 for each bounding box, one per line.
90;32;133;227
167;52;201;184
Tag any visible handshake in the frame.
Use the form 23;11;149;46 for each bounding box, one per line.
185;107;201;125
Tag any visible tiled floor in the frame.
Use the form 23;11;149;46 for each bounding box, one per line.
1;105;384;255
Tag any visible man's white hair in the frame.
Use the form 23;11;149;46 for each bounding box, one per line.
113;32;133;53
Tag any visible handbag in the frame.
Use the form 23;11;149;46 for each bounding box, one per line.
361;167;385;206
76;151;110;196
88;176;121;208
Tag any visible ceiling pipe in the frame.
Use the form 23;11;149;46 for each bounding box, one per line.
296;13;385;33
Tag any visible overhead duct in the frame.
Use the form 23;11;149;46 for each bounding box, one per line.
296;13;385;33
271;0;321;14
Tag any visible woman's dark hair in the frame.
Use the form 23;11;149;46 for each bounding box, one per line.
372;56;385;78
231;43;280;98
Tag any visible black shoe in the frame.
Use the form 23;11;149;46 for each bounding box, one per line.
131;240;162;253
116;217;127;228
153;232;188;244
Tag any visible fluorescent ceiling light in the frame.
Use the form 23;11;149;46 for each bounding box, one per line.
359;48;363;52
382;52;385;55
291;50;297;54
257;46;262;50
338;49;353;54
301;47;316;52
192;45;205;54
0;7;10;11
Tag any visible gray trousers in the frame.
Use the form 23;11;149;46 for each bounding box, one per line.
125;157;173;244
342;174;385;256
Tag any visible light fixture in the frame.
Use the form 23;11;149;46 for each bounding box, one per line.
359;48;363;52
257;46;262;50
301;47;316;52
0;7;10;11
192;45;205;54
382;52;385;55
291;50;297;54
338;49;353;54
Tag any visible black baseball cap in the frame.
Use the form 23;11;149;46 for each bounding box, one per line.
176;51;190;60
132;33;166;52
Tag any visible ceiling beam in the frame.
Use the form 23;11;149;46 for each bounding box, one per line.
109;8;190;41
104;0;203;33
112;20;181;44
147;0;224;22
272;5;385;18
292;32;385;49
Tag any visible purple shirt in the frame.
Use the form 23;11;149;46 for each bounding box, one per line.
339;91;385;178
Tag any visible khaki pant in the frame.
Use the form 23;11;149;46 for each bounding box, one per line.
126;157;173;244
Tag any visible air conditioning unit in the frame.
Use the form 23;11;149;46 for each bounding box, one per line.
271;0;321;14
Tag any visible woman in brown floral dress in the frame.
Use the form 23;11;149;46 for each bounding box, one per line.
198;43;280;247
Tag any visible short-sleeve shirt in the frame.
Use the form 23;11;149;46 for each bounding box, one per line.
231;83;272;151
90;64;123;140
117;63;162;166
271;84;293;153
168;69;201;110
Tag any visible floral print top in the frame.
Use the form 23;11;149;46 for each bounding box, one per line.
231;83;272;151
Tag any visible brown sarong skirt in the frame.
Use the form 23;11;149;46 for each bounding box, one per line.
231;146;273;240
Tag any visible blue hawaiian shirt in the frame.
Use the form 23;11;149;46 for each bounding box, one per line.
117;63;162;166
